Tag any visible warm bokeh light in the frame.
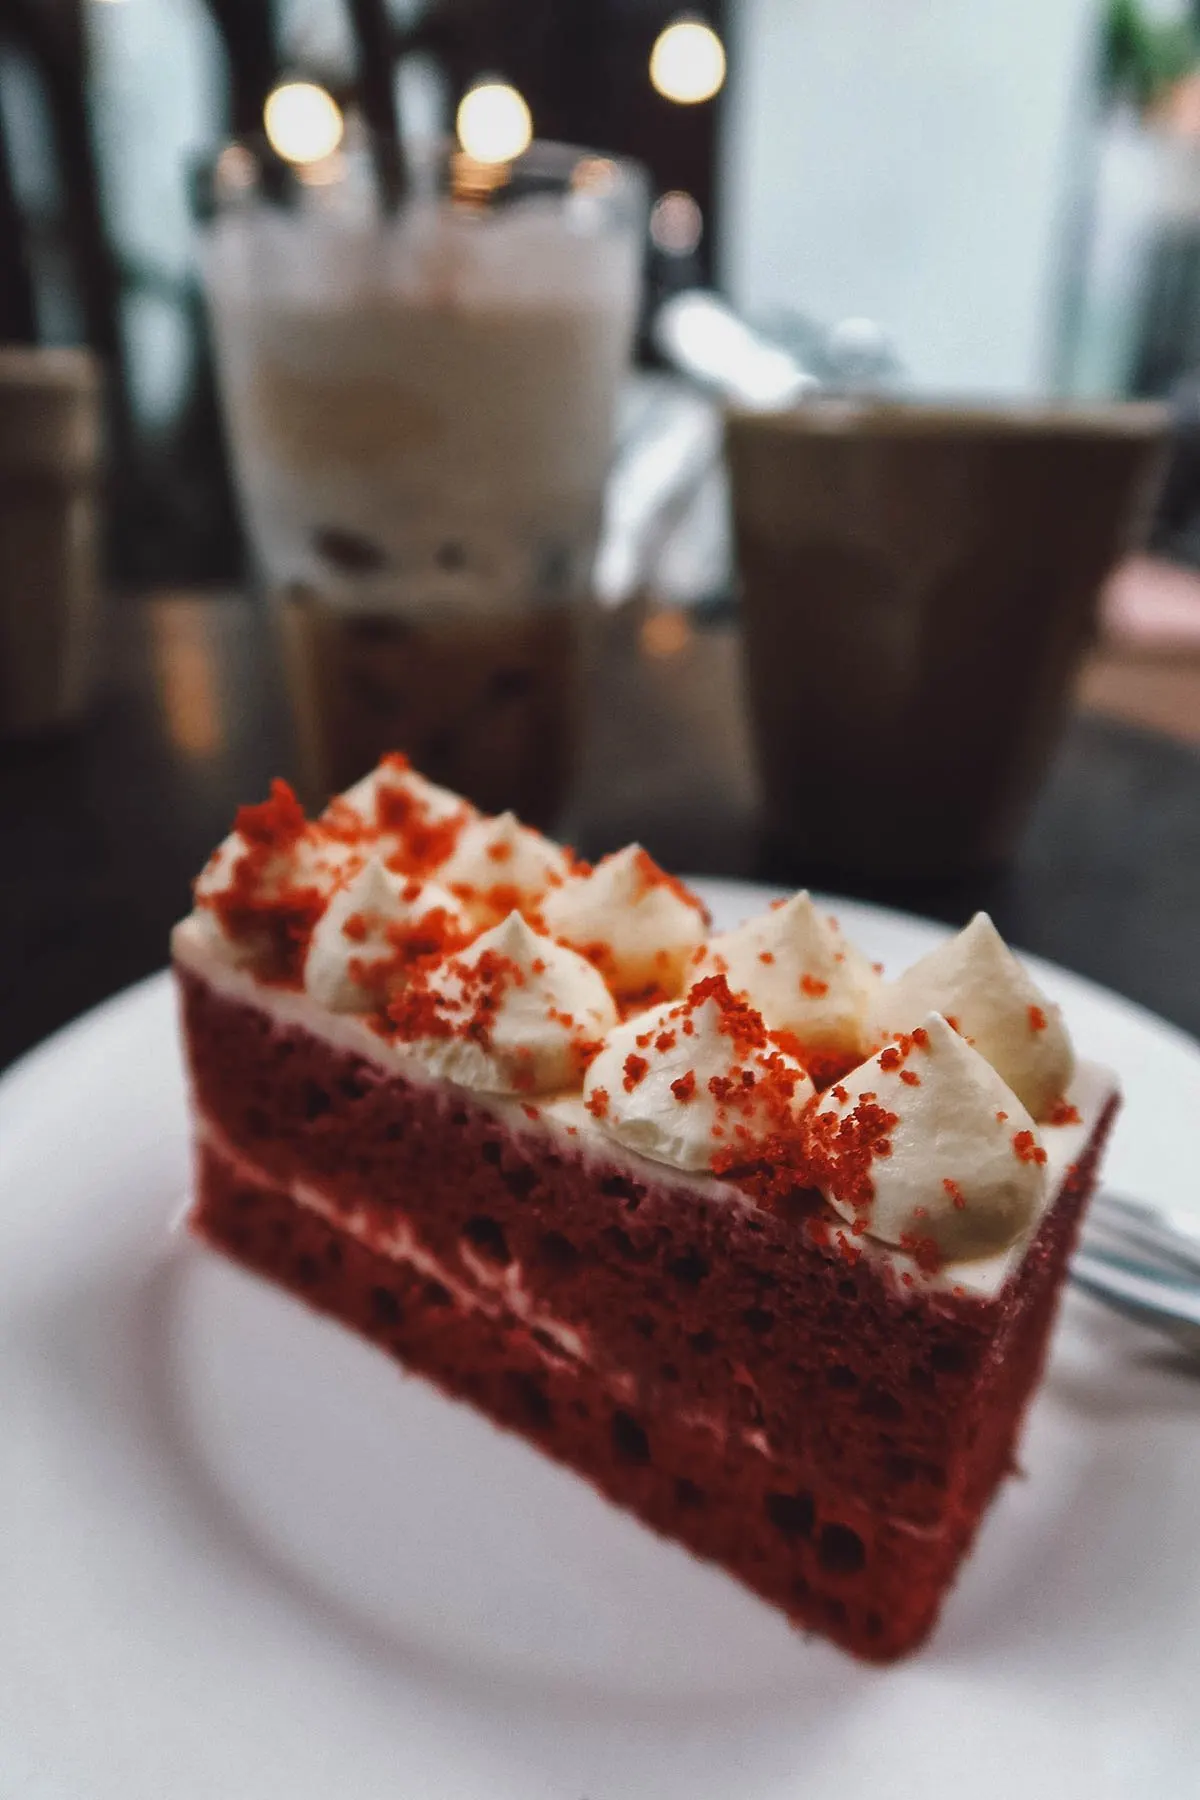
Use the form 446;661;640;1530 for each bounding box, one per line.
456;81;533;165
650;189;703;255
649;18;726;105
640;608;692;660
263;81;344;166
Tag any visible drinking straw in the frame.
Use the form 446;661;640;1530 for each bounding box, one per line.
346;0;407;212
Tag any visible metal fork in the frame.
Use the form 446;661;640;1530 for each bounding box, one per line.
1072;1190;1200;1354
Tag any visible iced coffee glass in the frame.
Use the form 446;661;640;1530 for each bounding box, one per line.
201;139;644;823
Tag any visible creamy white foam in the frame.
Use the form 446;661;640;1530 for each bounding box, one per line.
204;197;641;618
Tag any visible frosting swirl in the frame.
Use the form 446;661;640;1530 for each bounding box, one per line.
583;976;816;1173
694;892;878;1067
437;812;575;927
325;756;475;875
192;781;359;977
870;912;1073;1120
807;1011;1047;1264
388;911;617;1094
304;860;468;1012
540;844;708;998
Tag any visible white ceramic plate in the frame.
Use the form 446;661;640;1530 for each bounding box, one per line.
3;882;1200;1800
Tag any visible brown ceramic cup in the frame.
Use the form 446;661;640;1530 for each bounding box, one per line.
726;400;1167;880
0;347;102;737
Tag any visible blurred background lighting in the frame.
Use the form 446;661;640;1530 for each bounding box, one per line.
263;81;344;165
213;144;258;194
456;80;533;164
650;189;704;255
571;155;619;196
649;17;726;106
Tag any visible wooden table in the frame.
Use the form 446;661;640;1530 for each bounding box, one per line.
2;588;1199;1071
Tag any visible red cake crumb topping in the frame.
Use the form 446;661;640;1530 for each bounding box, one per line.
449;880;528;921
379;932;609;1087
943;1177;966;1210
198;780;327;987
234;778;308;849
391;946;500;1029
391;813;465;874
899;1232;943;1275
800;973;829;997
688;974;768;1049
803;1096;901;1219
736;1029;855;1093
586;1087;610;1119
587;977;817;1201
320;754;471;874
1028;1005;1048;1033
1012;1130;1048;1166
345;905;470;1005
1047;1098;1081;1126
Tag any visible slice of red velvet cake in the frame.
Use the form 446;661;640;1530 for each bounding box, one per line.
172;755;1118;1662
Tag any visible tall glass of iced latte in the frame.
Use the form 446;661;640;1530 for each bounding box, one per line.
202;139;644;824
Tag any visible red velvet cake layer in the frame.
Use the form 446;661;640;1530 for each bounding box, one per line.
178;966;1115;1661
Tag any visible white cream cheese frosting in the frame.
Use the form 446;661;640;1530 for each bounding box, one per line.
695;891;878;1058
336;760;471;830
436;812;575;925
870;912;1073;1120
192;822;359;961
582;983;816;1173
304;860;468;1012
177;757;1114;1288
389;911;617;1095
540;844;708;998
807;1011;1047;1261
